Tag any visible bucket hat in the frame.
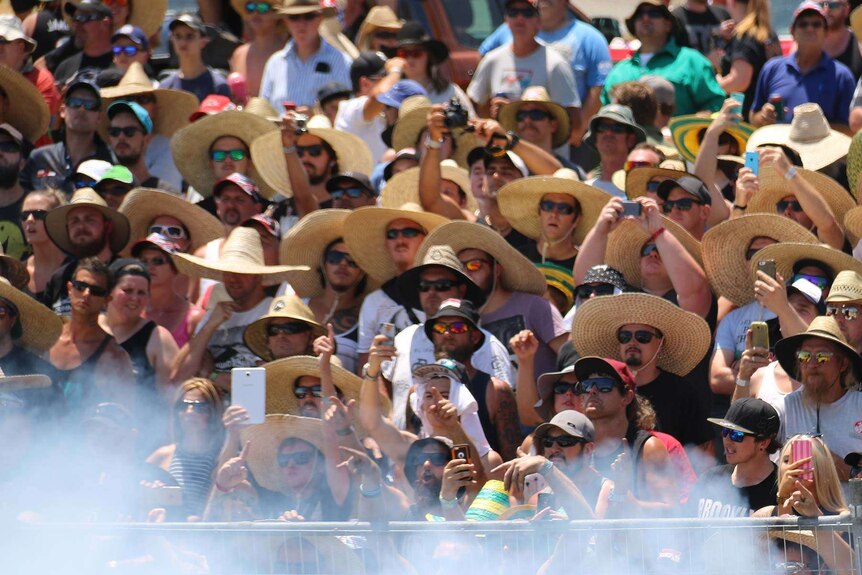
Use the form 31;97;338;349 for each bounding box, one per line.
499;86;571;148
422;299;485;348
397;245;486;310
119;188;223;253
774;315;862;378
45;188;131;255
625;0;680;37
583;104;646;150
243;297;326;362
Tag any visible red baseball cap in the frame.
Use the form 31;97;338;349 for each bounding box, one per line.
792;0;827;25
574;356;636;392
189;95;236;122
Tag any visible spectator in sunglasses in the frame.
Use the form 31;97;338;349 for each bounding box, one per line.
52;2;114;87
656;175;712;240
160;14;231;103
243;295;324;363
824;270;862;353
110;24;150;73
22;189;66;298
583;105;647;198
106;101;178;195
0;124;30;261
94;165;135;210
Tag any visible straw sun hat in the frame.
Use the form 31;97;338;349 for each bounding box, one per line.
0;64;48;143
570;292;712;376
844;206;862;245
746;166;854;229
119;188;223;253
498;86;571;148
355;5;403;51
391;95;478;168
0;243;27;291
748;242;862;286
416;220;547;295
342;204;448;283
243;297;326;362
702;214;818;307
381;160;478;214
45;188;131;255
171;227;308;286
774;315;862;377
240;413;325;493
668;113;755;164
617;161;687;200
0;276;62;354
62;0;167;37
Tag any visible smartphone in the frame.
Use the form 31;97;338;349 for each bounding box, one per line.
378;322;396;343
744;151;760;176
142;486;183;509
769;94;785;123
231;367;266;424
792;438;814;481
750;320;769;351
621;200;642;217
757;259;777;281
450;444;472;464
730;92;745;122
537;491;556;512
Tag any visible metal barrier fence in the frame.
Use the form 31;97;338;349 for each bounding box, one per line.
4;513;860;575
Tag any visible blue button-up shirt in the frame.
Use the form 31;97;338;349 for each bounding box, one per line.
260;38;352;108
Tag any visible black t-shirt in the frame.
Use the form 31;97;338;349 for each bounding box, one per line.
518;241;576;270
637;369;713;447
54;50;114;86
720;30;783;120
671;5;731;55
690;463;777;518
836;30;862;81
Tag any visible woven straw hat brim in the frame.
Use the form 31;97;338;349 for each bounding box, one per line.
244;307;326;363
847;131;862;199
381;164;478;214
844;206;862;245
625;167;689;200
0;278;62;353
100;88;197;138
416;220;547;295
774;316;862;377
0;64;49;142
605;217;702;289
746;125;851;172
119;188;223;252
171;111;281;199
342;205;449;283
44;189;131;255
171;251;308;286
240;414;324;492
496;176;609;244
242;97;281;122
766;528;818;552
251;129;374;198
747;166;854;228
355;6;403;51
668;114;754;164
570;293;711;375
748;242;862;285
0;373;51;392
62;0;168;37
391;105;478;169
498;100;571;148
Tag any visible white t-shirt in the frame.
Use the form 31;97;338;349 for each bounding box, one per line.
195;296;272;371
334;95;388;165
778;389;862;458
714;301;777;360
356;287;425;354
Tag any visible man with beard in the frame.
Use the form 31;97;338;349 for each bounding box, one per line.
402;437;453;518
823;270;862;353
773;316;862;480
52;1;114;86
105;101;177;194
0;124;29;260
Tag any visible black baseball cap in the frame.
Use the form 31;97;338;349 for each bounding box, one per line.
169;13;206;34
64;0;111;18
317;81;352;105
423;298;484;347
350;51;387;90
326;171;377;196
707;397;780;437
657;175;712;205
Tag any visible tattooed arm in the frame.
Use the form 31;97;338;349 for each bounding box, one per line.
488;376;522;462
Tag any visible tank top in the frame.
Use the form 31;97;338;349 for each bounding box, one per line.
465;371;497;453
169;305;198;348
121;321;158;393
56;336;112;413
756;362;789;413
199;239;222;296
168;446;218;517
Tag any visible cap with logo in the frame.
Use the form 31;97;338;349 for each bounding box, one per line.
111;24;149;49
574;356;636;392
707;397;780;437
213;172;263;203
656;175;712;205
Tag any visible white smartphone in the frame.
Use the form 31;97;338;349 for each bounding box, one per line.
231;367;266;424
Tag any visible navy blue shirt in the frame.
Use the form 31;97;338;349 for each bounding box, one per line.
751;52;855;124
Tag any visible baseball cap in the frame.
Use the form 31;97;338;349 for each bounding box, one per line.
75;159;112;181
169;13;206;34
65;77;101;102
0;123;23;146
482;149;529;178
0;15;35;52
242;213;280;238
326;171;377;196
383;148;420;181
574;356;636;392
707;397;780;437
844;452;861;468
213;173;263;202
534;410;595;442
792;0;827;25
64;0;111;18
107;100;153;134
111;24;149;49
377;79;427;109
189;94;236;121
413;357;470;386
350;51;387;89
317;81;352;105
131;232;180;258
787;277;825;313
97;165;134;186
657;175;712;205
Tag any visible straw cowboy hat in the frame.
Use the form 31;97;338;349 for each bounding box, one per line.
0;277;62;354
250;127;373;198
499;86;571;148
668;113;755;164
0;243;27;291
279;208;380;298
746;103;851;171
570;292;712;376
45;188;131;255
397;244;486;310
614;160;687;200
774;315;862;378
416;220;547;296
243;297;326;362
844;206;862;245
342;204;448;283
391;95;478;169
605;217;703;290
355;5;403;52
171;110;280;199
240;414;325;492
119;188;223;252
381;160;478;214
0;370;51;393
63;0;168;37
171;227;308;286
0;64;48;143
497;170;608;245
702;214;818;307
99;63;197;137
748;242;862;286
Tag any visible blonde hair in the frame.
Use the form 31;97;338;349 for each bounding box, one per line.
171;377;226;445
779;435;848;514
734;0;772;43
26;188;66;208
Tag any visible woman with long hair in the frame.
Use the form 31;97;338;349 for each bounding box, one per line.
22;189;67;299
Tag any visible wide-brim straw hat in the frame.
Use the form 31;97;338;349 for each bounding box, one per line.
748;242;862;285
0;243;28;291
62;0;167;37
240;414;325;492
747;166;854;231
745;103;852;171
844;206;862;245
766;528;818;553
251;128;373;198
497;171;608;245
668;113;754;164
356;5;403;51
0;277;62;354
702;214;818;306
0;64;48;143
100;62;197;137
391;95;478;168
45;188;131;255
242;96;280;123
774;315;862;378
571;292;711;376
622;163;688;200
0;372;51;393
605;217;702;290
416;220;547;295
278;0;336;17
243;297;326;362
498;86;571;148
847;131;862;200
381;160;478;214
171;110;280;199
342;204;449;283
119;188;223;252
171;227;308;286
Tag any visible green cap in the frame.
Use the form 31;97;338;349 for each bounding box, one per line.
97;165;134;186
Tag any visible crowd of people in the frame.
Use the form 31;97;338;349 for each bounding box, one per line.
1;0;862;572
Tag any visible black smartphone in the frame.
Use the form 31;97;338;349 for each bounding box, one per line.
757;259;776;281
537;491;556;512
621;201;642;217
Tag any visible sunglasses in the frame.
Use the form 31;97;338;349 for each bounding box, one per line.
579;377;620;393
721;427;751;443
73;177;96;189
541;435;585;448
70;279;108;297
20;209;48;222
625;160;656;173
516;109;551;122
407;452;449;467
821;0;846;8
177;399;210;413
460;258;491;272
296;144;324;158
277;451;315;467
245;1;273;13
66;96;100;111
661;198;703;213
112;45;141;56
386;227;424;240
149;224;187;240
325;250;358;268
419;279;460;293
267;322;311;337
539;200;576;215
637;7;667;19
776;200;803;213
506;6;538;18
292;385;322;399
107;126;144;138
210;148;246;162
431;321;470;335
329;187;369;200
596;122;630;134
791;273;830;290
796;350;834;364
552;382;581;395
126;94;156;106
100;186;130;197
640;243;659;258
0;141;20;154
396;47;426;59
576;283;615;300
795;19;825;29
286;12;320;22
73;13;104;23
0;303;17;318
140;256;168;267
617;329;660;344
826;304;860;321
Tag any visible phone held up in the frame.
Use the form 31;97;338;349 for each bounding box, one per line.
621;201;642;218
791;437;815;482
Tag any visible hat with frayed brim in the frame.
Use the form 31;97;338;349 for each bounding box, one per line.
497;172;608;244
381;160;478;214
846;130;862;199
605;217;702;290
397;244;486;310
499;86;571;148
0;64;48;142
45;188;131;255
625;0;681;37
342;204;449;283
171;227;308;286
745;103;851;171
0;372;51;393
251;128;373;198
244;298;326;362
774;315;862;378
242;96;281;123
702;214;818;306
570;292;712;376
171;110;280;199
668;114;754;164
356;6;404;52
391;95;478;168
240;414;325;492
0;277;62;354
416;220;547;295
0;242;27;291
623;163;689;200
119;188;223;252
748;242;862;286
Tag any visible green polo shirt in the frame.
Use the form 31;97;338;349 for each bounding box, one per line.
601;38;726;116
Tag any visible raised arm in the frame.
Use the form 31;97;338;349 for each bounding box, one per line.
420;105;473;220
572;197;625;282
692;99;736;225
510;329;546;426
